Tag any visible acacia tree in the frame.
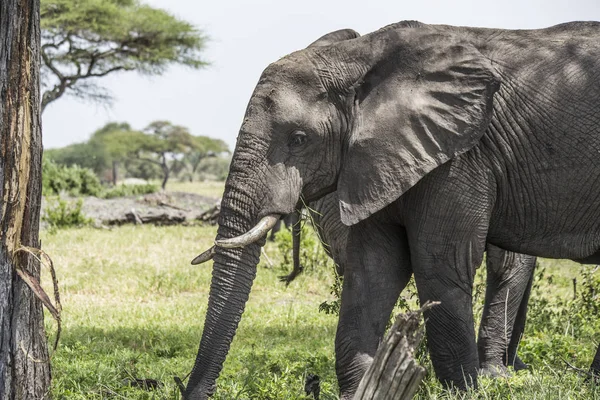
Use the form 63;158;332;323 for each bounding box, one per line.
40;0;208;112
138;121;196;189
0;0;52;397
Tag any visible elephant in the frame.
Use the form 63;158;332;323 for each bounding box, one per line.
186;21;600;398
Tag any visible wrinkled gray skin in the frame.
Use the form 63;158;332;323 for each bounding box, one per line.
185;21;600;399
285;192;535;374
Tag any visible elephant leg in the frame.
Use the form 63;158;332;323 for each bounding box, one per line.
504;267;534;371
335;218;412;400
410;237;484;390
478;245;536;375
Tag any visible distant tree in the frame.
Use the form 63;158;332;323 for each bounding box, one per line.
123;158;163;181
45;141;111;175
44;122;141;185
184;135;229;181
89;122;147;185
137;121;197;189
40;0;208;112
46;120;229;188
0;0;52;396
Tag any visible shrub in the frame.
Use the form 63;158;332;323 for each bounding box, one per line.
43;197;92;230
42;158;102;197
43;158;159;199
519;263;600;368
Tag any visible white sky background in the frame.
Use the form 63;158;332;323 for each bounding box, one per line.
42;0;600;150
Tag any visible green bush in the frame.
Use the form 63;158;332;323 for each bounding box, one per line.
101;183;159;199
43;158;159;199
42;158;102;197
520;263;600;368
43;197;92;230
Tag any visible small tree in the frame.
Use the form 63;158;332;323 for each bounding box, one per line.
40;0;208;112
0;0;52;397
138;121;196;189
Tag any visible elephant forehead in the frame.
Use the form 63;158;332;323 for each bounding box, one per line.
242;86;322;132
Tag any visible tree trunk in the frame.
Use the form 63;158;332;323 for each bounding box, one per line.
0;0;51;398
112;160;118;186
160;154;169;190
353;304;436;400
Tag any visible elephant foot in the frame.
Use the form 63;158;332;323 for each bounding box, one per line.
304;374;320;400
278;265;303;285
479;364;510;378
510;355;529;371
503;352;529;371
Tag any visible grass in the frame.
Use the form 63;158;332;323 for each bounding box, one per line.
40;182;600;399
42;224;339;399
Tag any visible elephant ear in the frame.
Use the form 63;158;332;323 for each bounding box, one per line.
334;27;501;225
307;29;360;48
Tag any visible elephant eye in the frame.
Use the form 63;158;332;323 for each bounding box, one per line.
289;131;307;147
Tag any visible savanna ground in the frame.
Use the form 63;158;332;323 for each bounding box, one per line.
42;182;600;399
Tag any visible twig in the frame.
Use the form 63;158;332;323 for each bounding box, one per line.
158;201;190;212
261;248;273;268
563;358;597;379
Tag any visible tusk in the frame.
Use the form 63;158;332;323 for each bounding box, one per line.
215;214;280;248
191;246;215;265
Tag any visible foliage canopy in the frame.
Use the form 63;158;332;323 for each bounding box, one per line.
40;0;208;110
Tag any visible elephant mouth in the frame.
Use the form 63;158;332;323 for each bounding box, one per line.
191;214;280;264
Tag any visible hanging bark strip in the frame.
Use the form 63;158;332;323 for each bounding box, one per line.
353;302;439;400
0;0;51;398
14;247;62;353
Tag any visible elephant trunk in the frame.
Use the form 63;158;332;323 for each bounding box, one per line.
184;180;265;399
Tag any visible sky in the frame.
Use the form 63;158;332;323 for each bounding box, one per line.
42;0;600;150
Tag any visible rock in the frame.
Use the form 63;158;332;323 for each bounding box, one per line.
41;191;220;228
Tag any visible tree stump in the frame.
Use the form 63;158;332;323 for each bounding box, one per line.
353;303;438;400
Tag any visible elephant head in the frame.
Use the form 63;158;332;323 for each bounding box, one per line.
186;22;500;398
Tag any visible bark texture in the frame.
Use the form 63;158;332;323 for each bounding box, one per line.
0;0;51;398
353;305;432;400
